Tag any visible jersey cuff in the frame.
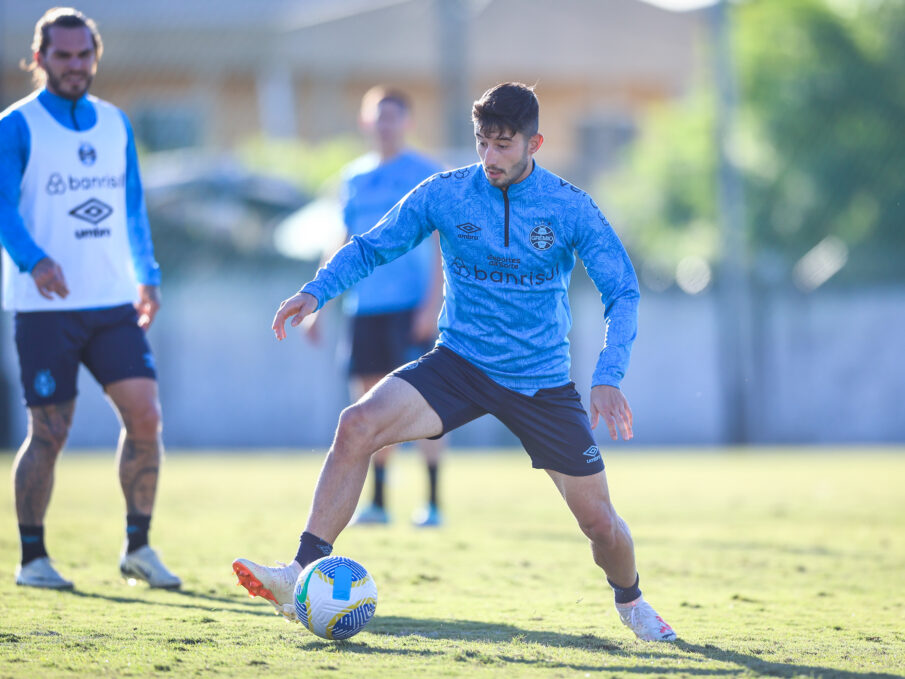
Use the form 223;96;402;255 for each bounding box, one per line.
299;283;325;311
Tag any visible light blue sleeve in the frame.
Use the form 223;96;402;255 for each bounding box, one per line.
573;195;640;389
0;110;48;273
121;111;161;286
301;179;436;310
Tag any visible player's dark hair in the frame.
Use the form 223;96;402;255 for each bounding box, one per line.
472;82;539;138
23;7;103;87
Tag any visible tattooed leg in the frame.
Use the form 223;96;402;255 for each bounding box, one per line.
106;378;162;515
13;401;76;525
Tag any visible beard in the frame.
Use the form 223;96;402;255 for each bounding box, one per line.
484;153;531;188
45;68;93;100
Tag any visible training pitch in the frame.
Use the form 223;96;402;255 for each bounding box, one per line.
0;448;903;678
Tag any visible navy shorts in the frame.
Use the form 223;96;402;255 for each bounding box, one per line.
14;304;156;407
392;346;604;476
349;309;433;377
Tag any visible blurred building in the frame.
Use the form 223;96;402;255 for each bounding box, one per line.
1;0;701;181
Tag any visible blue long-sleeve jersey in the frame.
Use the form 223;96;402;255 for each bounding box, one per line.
0;89;160;285
302;162;640;393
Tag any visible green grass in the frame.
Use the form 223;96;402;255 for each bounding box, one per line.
1;448;904;678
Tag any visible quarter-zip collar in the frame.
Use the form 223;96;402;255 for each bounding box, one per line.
481;160;541;248
37;88;96;132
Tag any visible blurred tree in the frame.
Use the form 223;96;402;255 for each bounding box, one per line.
600;0;905;288
238;135;362;195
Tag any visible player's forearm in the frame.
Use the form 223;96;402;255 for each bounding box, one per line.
301;237;376;310
591;287;639;388
126;206;161;286
123;115;161;286
0;113;44;271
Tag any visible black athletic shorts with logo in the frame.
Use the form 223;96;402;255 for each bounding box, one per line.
349;308;433;377
392;346;604;476
15;303;157;407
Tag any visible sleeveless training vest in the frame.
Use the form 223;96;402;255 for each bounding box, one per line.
2;93;137;311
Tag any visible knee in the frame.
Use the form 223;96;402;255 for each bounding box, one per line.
578;505;621;549
123;400;162;439
334;404;379;454
28;403;75;454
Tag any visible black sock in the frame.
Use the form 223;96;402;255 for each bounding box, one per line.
294;531;333;569
372;464;386;508
126;514;151;553
427;463;438;507
608;574;642;604
19;524;48;566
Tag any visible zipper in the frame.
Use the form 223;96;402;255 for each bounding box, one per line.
502;187;510;247
71;100;80;131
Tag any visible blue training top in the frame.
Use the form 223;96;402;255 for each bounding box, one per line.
0;89;160;285
340;149;441;315
302;161;640;394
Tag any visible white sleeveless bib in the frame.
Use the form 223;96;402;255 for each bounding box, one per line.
2;94;137;311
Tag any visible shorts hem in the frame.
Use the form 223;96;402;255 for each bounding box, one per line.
532;460;606;477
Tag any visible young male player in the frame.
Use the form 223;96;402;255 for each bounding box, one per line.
306;87;446;527
234;83;676;641
0;8;180;589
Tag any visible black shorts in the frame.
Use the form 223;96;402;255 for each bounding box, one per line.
14;304;157;407
392;346;604;476
349;309;433;377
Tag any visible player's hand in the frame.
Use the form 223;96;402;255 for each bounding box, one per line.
273;291;318;341
135;284;161;330
589;385;633;441
31;257;69;300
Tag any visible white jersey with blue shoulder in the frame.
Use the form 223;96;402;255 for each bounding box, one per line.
303;162;640;393
1;92;142;311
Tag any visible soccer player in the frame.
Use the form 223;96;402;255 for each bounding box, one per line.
306;87;446;527
234;83;676;641
0;8;180;590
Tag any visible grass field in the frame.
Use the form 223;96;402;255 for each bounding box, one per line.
0;447;903;678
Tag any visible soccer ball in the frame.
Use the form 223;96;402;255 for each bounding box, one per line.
293;556;378;640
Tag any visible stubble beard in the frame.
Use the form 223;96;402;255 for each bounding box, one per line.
45;69;93;100
484;153;531;189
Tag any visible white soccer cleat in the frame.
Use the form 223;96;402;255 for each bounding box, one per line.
232;558;301;622
15;557;74;590
616;596;677;642
120;545;182;589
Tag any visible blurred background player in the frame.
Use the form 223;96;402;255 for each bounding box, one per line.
0;8;180;589
306;86;445;527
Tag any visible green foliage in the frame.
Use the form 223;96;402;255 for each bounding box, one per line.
237;135;363;195
600;90;720;281
602;0;905;286
1;449;904;678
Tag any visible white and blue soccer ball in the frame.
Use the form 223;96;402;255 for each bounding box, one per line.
294;556;378;640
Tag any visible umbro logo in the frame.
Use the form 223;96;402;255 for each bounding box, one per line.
456;223;481;240
69;198;113;225
582;445;601;463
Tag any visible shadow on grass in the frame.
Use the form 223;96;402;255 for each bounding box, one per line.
300;616;902;678
303;615;696;674
65;587;274;617
677;640;904;679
